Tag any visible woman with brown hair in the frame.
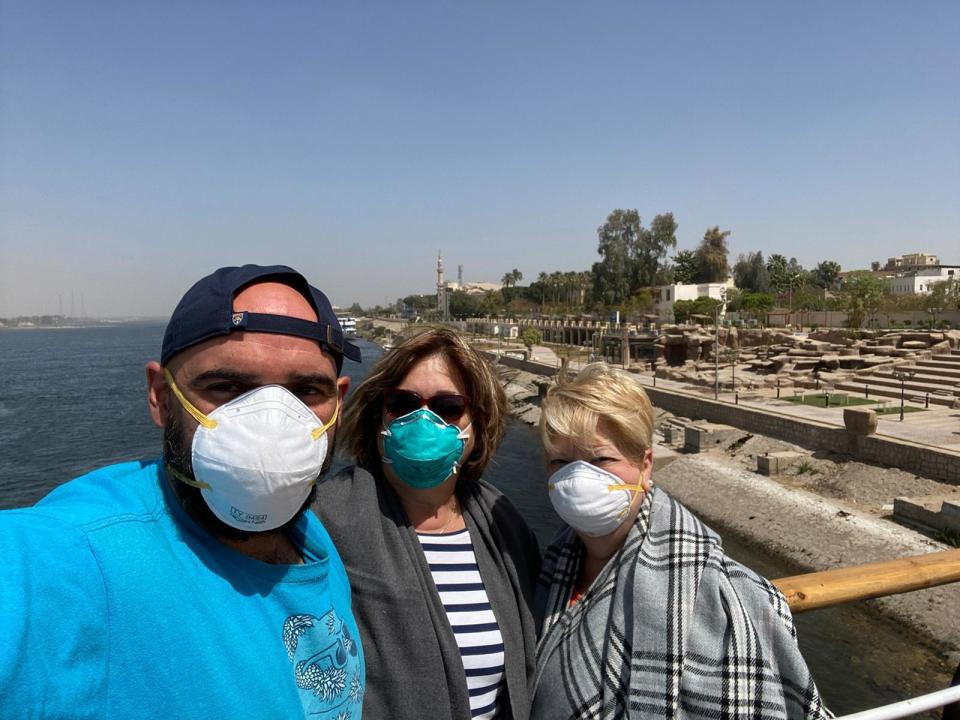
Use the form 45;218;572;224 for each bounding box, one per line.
313;327;540;720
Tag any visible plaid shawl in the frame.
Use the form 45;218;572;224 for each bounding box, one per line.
533;487;830;720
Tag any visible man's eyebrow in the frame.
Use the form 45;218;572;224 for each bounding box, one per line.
287;373;338;393
188;369;260;387
187;369;338;393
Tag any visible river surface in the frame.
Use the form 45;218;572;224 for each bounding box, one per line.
0;325;950;716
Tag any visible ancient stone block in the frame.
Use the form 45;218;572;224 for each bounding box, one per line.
893;495;960;533
756;451;805;476
843;407;877;436
683;423;748;453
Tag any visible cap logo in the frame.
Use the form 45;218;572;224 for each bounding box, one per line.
232;312;245;326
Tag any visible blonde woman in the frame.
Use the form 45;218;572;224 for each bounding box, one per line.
532;363;829;720
313;328;540;720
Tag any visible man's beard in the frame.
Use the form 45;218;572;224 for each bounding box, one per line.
163;405;327;543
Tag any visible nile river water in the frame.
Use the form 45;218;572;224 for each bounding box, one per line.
0;325;950;716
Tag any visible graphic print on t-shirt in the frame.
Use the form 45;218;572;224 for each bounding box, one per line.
283;609;363;717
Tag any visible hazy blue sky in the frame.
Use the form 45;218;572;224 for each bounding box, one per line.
1;1;957;317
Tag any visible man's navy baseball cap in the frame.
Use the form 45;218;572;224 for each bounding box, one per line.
160;264;362;370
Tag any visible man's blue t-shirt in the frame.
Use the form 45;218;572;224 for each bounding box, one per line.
0;460;365;719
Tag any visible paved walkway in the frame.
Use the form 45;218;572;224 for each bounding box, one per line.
630;369;960;452
495;345;960;452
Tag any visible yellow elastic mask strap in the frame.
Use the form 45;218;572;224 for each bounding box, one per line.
311;398;340;441
607;484;640;494
163;368;218;430
165;463;211;491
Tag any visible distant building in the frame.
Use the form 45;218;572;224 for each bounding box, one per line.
887;266;959;295
879;252;940;271
651;280;734;323
444;280;501;296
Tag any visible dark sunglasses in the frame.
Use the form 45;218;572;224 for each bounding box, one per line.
383;388;469;423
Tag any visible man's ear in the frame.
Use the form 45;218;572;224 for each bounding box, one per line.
146;361;169;429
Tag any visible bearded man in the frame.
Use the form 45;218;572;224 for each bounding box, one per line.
0;265;365;719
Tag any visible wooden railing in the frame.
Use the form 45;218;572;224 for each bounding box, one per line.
773;548;960;613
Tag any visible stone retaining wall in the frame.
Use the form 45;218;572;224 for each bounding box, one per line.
643;386;960;484
483;351;960;483
487;352;561;377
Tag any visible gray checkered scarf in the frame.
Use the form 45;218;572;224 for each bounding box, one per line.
532;487;831;719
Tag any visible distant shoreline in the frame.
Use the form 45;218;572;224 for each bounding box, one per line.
0;319;165;330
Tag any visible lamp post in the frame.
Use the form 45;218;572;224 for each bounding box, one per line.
892;368;917;422
731;350;738;392
651;352;658;387
714;289;728;400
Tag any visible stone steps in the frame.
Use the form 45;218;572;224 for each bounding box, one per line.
833;381;956;407
907;363;960;381
870;368;960;388
847;373;960;396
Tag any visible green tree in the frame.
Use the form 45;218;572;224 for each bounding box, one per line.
841;272;886;328
591;210;637;305
694;227;730;282
671;250;699;285
592;209;677;304
732;251;770;293
402;294;436;312
739;292;774;326
811;260;841;289
478;290;505;317
673;296;722;324
927;278;959;310
766;254;789;295
520;326;542;353
448;291;481;319
623;289;654;319
638;213;678;288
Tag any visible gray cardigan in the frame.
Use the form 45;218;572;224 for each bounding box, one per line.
313;465;541;719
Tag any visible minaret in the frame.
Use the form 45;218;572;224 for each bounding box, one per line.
437;251;447;321
458;264;463;286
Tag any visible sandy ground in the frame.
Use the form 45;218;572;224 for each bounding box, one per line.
497;364;960;662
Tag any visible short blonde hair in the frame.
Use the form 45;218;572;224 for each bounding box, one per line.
339;327;506;484
540;363;654;466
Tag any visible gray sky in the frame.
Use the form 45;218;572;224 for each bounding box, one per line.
1;0;957;317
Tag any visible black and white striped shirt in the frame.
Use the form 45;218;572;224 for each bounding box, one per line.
417;528;504;719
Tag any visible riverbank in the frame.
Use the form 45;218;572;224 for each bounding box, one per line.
495;364;960;666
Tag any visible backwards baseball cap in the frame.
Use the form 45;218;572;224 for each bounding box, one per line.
160;264;362;370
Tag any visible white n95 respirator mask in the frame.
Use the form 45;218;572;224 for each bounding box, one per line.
547;460;643;538
165;368;337;531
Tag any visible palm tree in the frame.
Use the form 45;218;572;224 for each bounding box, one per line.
538;272;549;307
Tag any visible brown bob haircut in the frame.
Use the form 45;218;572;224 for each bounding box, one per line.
339;327;507;484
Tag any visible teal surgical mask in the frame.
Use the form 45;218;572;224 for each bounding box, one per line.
381;408;471;489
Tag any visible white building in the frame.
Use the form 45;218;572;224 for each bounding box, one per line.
444;280;501;296
887;266;958;295
652;280;735;323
